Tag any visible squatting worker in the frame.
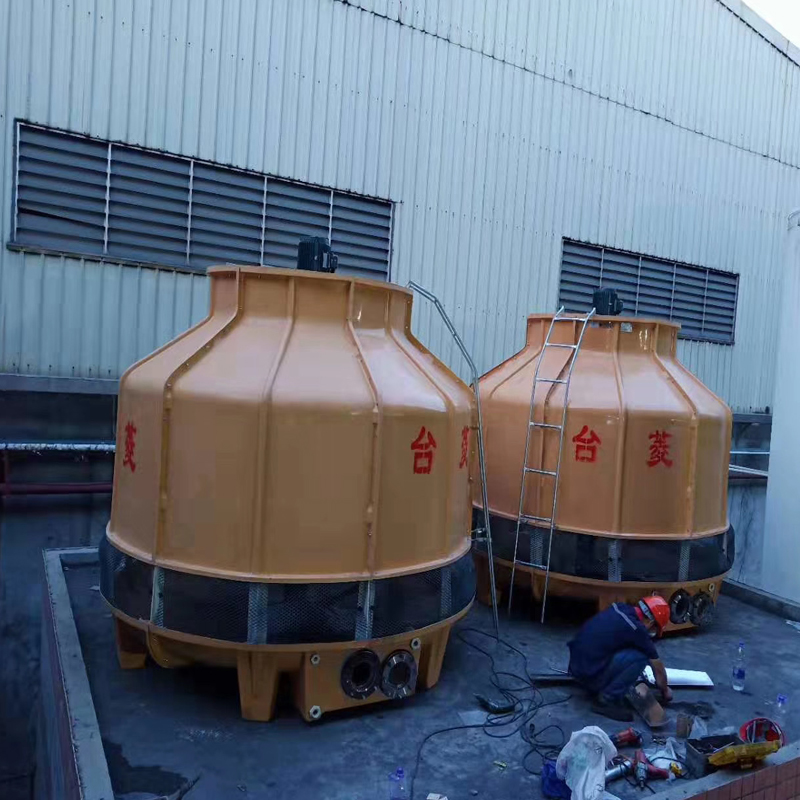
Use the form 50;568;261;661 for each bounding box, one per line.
567;596;672;721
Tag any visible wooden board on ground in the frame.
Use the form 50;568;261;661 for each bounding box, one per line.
627;682;667;728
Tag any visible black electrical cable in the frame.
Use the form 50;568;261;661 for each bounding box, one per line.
648;754;689;767
409;627;572;799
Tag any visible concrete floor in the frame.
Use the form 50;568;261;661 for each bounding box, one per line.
62;561;800;800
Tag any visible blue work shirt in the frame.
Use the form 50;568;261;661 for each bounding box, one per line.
568;603;659;683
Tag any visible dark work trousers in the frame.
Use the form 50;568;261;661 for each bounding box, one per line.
593;648;649;701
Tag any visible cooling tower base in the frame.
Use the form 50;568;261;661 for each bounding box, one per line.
473;550;725;633
100;535;476;721
111;608;467;721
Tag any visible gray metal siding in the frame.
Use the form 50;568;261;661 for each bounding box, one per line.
0;0;798;410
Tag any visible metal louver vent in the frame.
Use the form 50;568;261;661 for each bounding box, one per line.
263;180;330;270
190;164;264;269
332;194;392;279
559;239;738;344
15;125;108;254
107;147;190;266
11;123;393;280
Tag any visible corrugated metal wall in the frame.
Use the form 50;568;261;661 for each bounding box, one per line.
0;0;797;409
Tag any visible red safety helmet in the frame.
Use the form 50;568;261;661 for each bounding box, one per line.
637;596;670;634
740;717;786;747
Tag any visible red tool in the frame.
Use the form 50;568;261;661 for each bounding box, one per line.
634;750;669;788
610;727;642;748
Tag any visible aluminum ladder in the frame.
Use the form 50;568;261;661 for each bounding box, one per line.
507;306;596;623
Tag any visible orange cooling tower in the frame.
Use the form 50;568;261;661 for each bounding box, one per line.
474;313;732;631
100;265;476;721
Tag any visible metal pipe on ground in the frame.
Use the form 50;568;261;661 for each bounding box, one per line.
0;482;112;496
0;442;114;496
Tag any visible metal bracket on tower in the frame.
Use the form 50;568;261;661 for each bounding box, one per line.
150;566;165;627
407;280;500;640
678;541;691;582
530;528;545;567
247;583;270;645
355;580;374;641
608;539;622;582
439;564;453;618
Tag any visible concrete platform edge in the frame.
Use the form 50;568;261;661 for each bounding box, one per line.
649;741;800;800
722;578;800;622
36;547;113;800
35;548;800;800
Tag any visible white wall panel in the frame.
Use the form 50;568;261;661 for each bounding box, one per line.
0;0;797;410
0;252;208;379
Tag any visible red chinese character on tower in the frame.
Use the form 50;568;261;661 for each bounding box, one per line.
459;426;470;469
411;426;437;474
572;425;601;462
123;420;137;473
647;430;673;468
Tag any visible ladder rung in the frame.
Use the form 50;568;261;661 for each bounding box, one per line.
521;514;552;524
537;378;567;385
513;559;548;570
556;315;591;322
545;343;577;350
530;422;562;430
524;467;557;476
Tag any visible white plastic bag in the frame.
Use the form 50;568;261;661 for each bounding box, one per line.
689;716;708;739
644;737;686;780
556;726;618;800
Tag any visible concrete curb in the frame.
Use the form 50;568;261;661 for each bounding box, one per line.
722;578;800;623
38;547;113;800
649;741;800;800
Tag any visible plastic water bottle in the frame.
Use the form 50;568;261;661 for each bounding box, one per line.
776;694;788;725
388;767;409;800
732;641;746;692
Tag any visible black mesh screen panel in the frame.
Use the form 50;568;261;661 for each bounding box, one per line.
372;569;443;638
99;537;474;645
451;553;476;613
688;529;736;581
266;583;360;644
474;510;734;583
99;535;153;621
161;571;250;643
620;539;684;582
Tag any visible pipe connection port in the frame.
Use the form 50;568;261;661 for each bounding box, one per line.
689;591;714;627
340;649;380;700
380;651;418;699
669;589;692;624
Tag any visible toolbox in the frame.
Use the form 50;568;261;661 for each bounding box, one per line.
685;734;744;777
